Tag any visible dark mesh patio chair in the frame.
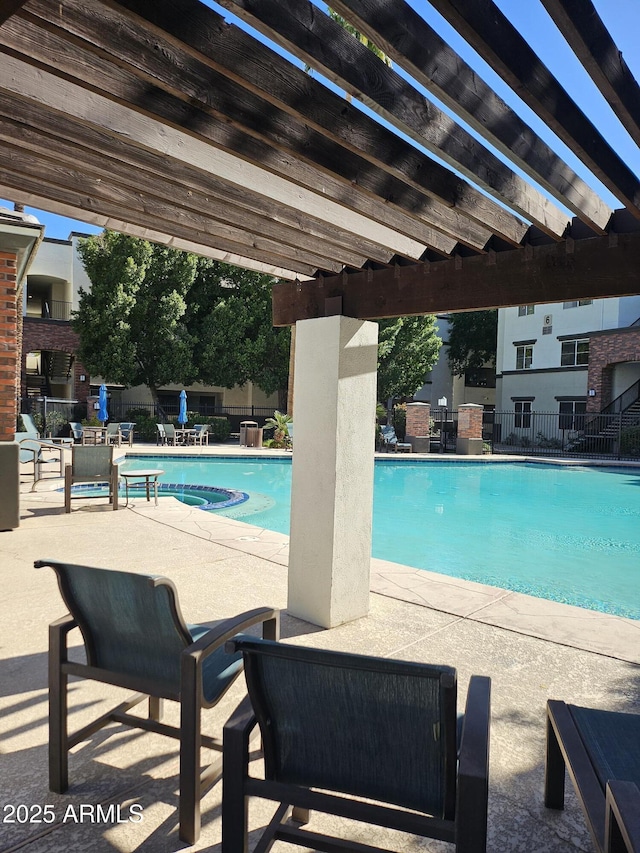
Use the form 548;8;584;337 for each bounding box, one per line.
222;638;491;853
64;444;119;512
35;559;279;845
545;700;640;852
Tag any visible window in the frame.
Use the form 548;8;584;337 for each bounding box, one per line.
559;401;586;431
464;367;496;388
563;300;593;308
560;339;589;366
516;344;533;369
514;401;531;428
518;305;534;316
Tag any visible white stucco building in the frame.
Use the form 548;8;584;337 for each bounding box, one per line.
496;297;640;421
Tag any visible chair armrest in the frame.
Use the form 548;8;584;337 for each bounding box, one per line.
185;607;280;665
605;781;640;853
458;675;491;781
456;675;491;848
224;693;258;739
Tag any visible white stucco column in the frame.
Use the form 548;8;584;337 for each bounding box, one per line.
288;315;378;628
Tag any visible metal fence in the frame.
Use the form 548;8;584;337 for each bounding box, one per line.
487;410;640;460
20;398;276;438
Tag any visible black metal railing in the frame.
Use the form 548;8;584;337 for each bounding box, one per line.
489;410;640;460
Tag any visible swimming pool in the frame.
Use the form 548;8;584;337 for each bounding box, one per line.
122;456;640;620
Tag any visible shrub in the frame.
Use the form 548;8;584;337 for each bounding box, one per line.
125;407;158;443
621;425;640;456
204;416;231;443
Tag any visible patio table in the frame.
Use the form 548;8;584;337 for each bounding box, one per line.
121;469;164;507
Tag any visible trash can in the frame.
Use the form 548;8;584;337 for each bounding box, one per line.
239;420;258;446
245;426;264;448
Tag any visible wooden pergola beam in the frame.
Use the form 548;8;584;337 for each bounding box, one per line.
7;3;501;252
326;0;613;233
0;53;448;261
272;229;640;325
540;0;640;148
427;0;640;218
220;0;571;238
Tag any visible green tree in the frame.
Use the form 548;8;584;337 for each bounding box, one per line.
185;261;291;408
327;9;392;65
73;231;197;406
377;315;441;404
446;311;498;376
73;232;292;408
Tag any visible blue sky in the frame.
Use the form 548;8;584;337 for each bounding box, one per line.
2;0;639;240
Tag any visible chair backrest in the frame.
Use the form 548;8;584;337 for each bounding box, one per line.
105;423;120;437
164;423;176;438
194;424;205;433
16;431;42;463
20;413;39;435
230;638;458;818
71;444;114;477
156;423;166;437
381;425;397;443
37;560;193;695
119;422;135;437
69;422;83;440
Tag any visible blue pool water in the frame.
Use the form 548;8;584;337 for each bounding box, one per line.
122;456;640;620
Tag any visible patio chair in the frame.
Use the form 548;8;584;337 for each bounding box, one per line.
545;700;640;852
222;638;491;853
119;422;136;446
189;424;209;446
156;422;166;445
64;444;119;512
16;432;66;491
35;559;279;845
69;422;83;443
104;422;122;446
380;424;412;453
163;423;177;445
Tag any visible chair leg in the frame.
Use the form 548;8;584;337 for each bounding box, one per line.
222;703;253;853
149;696;164;721
179;654;201;845
545;705;566;810
49;622;69;793
64;465;72;513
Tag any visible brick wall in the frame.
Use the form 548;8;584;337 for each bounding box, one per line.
587;327;640;412
457;403;483;440
406;402;431;437
0;251;18;441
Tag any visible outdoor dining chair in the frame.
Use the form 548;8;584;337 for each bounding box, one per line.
64;444;119;512
35;559;279;845
545;699;640;852
222;638;491;853
104;422;122;446
16;432;66;491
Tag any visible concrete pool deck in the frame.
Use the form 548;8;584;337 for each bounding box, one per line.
2;444;639;852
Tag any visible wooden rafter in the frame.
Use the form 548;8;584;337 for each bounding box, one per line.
540;0;640;149
219;0;571;238
9;0;508;250
273;229;640;324
426;0;640;218
0;0;636;316
325;0;614;234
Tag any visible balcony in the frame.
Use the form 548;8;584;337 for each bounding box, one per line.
26;299;72;321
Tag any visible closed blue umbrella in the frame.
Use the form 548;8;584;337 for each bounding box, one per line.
178;390;188;425
98;383;109;425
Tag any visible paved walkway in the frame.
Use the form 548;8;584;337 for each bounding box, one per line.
2;444;638;852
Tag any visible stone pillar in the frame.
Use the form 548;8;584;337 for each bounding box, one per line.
406;402;431;453
288;315;378;628
0;250;20;529
456;403;484;455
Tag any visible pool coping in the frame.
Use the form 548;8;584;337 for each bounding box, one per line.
127;490;640;666
33;445;640;664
